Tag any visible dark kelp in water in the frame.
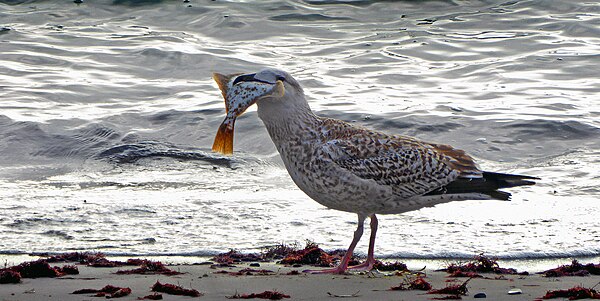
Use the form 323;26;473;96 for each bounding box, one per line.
151;281;202;297
540;260;600;277
72;285;132;298
227;290;291;300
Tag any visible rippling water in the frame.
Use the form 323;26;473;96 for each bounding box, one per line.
1;0;599;261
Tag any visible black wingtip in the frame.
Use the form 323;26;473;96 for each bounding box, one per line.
483;171;540;181
483;171;539;189
487;190;512;201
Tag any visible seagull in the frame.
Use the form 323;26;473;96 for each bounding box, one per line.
211;68;539;274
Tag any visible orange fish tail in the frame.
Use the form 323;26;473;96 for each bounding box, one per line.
213;72;242;112
212;121;234;155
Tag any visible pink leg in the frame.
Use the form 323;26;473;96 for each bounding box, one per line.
348;214;378;271
304;214;366;274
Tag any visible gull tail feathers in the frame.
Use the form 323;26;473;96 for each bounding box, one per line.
426;172;539;201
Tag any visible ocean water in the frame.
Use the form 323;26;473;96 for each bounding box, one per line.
1;0;599;263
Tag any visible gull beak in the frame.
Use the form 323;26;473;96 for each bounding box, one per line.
268;80;285;99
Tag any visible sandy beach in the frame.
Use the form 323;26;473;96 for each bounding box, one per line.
2;259;600;301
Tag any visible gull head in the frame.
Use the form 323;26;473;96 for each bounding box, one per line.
211;68;293;155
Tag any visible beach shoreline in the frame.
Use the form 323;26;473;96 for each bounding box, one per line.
2;255;600;300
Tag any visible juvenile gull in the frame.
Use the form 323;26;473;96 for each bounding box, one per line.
211;68;539;274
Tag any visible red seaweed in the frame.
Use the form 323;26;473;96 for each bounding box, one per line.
448;270;482;278
72;285;131;298
540;260;600;277
390;276;432;291
88;258;128;268
56;265;79;275
116;260;182;276
125;258;147;265
138;293;163;300
262;244;297;260
326;249;361;266
431;295;462;300
105;287;132;298
44;252;102;263
228;290;291;300
9;259;61;278
214;268;274;276
214;242;365;268
280;242;333;267
151;281;202;297
441;254;524;275
373;260;408;271
0;269;21;284
73;285;122;294
213;250;263;264
213;270;230;274
428;278;470;296
542;286;600;300
42;252;132;268
232;268;274;276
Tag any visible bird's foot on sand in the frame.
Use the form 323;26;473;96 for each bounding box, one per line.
347;260;375;272
303;266;349;274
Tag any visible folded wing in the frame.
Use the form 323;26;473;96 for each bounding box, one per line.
319;119;537;200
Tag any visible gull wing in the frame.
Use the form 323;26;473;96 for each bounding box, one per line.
319;119;482;199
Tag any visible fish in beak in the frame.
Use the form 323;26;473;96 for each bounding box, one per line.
211;72;285;155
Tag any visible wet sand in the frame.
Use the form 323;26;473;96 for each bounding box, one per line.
1;261;599;301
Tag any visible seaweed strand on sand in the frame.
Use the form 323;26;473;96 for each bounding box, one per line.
116;260;182;276
0;269;21;284
541;284;600;300
540;260;600;277
0;259;79;283
151;281;202;297
227;290;290;300
440;254;527;276
390;275;432;291
427;278;471;298
72;285;132;298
